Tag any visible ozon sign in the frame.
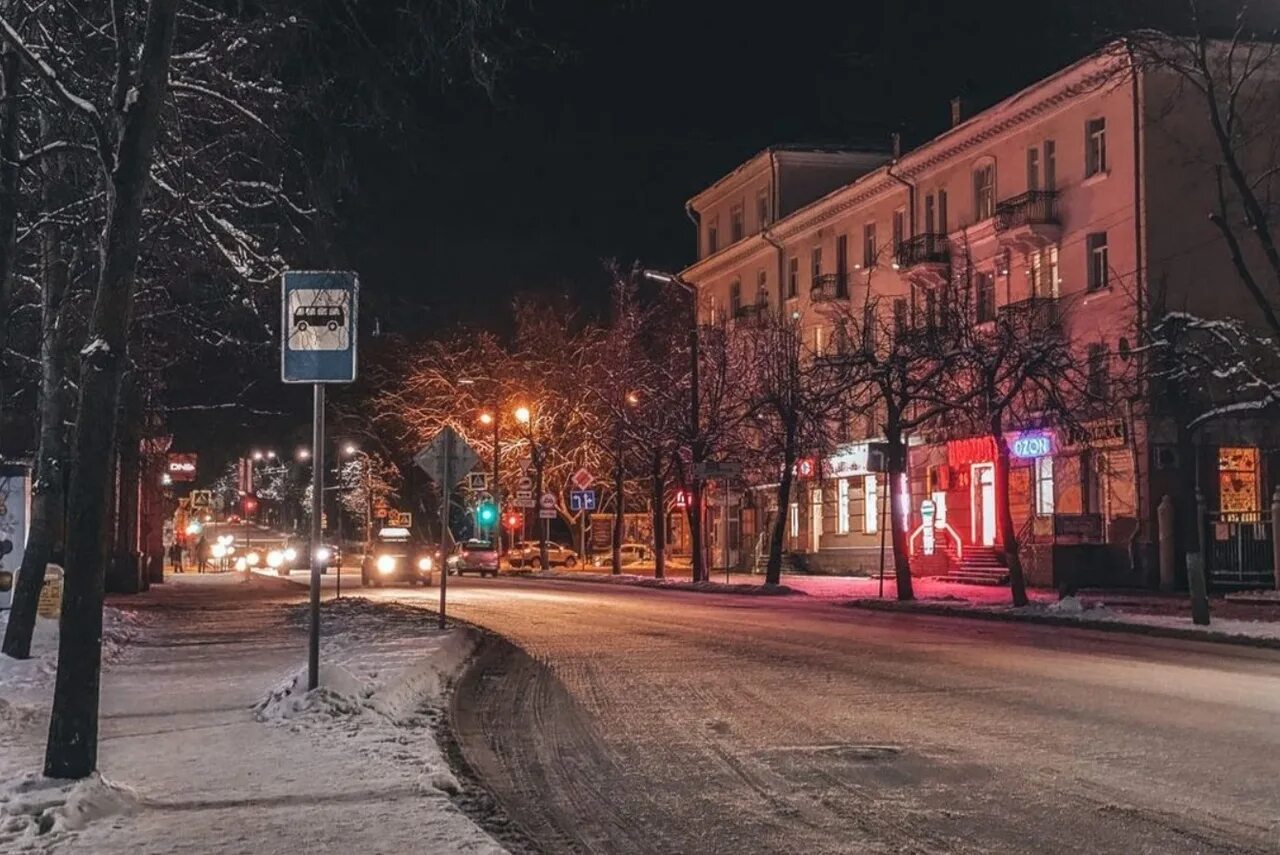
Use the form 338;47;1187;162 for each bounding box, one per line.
1010;431;1054;459
167;454;198;482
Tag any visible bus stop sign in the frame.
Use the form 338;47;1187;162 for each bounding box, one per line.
281;270;358;383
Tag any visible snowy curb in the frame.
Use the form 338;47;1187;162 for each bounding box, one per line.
846;598;1280;649
247;569;309;590
530;570;801;596
0;772;140;847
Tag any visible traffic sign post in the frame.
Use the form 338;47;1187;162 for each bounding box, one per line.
570;489;597;513
281;270;359;692
570;467;594;491
415;426;481;630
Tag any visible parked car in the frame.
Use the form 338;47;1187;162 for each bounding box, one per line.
447;540;500;577
507;540;578;569
361;527;436;587
591;543;650;568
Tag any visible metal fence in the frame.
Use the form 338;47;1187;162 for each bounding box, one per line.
1206;511;1274;588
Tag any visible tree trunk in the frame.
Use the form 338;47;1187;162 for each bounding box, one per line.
992;418;1029;607
0;41;21;450
611;428;623;575
651;450;665;579
765;424;797;586
887;428;915;601
2;213;71;660
688;478;705;583
45;0;180;781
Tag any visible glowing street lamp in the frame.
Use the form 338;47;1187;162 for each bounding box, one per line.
514;406;530;425
296;447;311;461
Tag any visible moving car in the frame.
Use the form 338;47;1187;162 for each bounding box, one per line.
447;540;500;577
507;540;578;569
591;543;650;568
267;539;341;575
361;527;436;587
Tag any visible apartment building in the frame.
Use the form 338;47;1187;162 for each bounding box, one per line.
679;41;1280;588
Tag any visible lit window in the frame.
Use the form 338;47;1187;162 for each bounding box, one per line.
811;488;824;539
1085;117;1107;177
838;478;851;534
864;475;878;533
789;502;799;538
1035;456;1055;515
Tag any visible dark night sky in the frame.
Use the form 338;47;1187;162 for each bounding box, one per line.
338;0;1199;334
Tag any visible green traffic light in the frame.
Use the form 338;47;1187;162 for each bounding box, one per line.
477;502;497;525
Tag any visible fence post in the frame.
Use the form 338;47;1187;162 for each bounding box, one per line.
1158;495;1176;592
1271;487;1280;592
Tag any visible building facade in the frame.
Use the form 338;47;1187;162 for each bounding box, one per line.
679;42;1280;588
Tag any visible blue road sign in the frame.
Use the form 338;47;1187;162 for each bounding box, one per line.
281;270;358;383
570;489;597;512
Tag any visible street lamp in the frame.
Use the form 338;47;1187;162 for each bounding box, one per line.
341;444;373;555
514;406;531;425
512;405;548;570
642;268;707;581
296;447;311;461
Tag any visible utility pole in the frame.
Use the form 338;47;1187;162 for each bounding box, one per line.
438;430;451;630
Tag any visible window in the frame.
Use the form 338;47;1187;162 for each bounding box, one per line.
789;502;799;539
756;269;768;309
864;475;879;533
1087;232;1109;291
1047;245;1059;296
811;247;822;287
811;487;823;540
1044;140;1056;190
1028;246;1059;298
1027;146;1041;191
787;256;799;299
836;234;849;297
938;188;949;232
730;204;744;242
892;209;905;253
1029;250;1043;296
1085;118;1107;177
837;479;851;534
1035;456;1055;516
814;325;824;355
729;280;742;316
923;287;938;329
973;163;995;220
976;272;996;323
893;297;908;334
707;219;719;254
862;222;877;268
1087;343;1109;400
757;190;769;230
924;194;936;233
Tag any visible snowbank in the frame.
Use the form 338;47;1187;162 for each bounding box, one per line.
535;569;801;596
0;772;139;848
0;607;145;694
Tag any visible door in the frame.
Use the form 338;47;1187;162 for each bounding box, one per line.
972;463;996;547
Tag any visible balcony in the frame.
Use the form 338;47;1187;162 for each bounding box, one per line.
998;296;1061;335
732;302;770;327
810;273;850;302
994;190;1061;252
894;234;950;288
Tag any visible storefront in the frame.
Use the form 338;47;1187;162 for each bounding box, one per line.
934;430;1055;553
787;442;887;574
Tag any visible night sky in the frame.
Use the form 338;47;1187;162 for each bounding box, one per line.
338;0;1204;334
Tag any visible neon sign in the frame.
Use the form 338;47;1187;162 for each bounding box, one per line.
1011;431;1054;459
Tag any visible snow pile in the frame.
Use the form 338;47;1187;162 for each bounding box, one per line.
0;772;139;848
254;662;369;722
0;606;144;694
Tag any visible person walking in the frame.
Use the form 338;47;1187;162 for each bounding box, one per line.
169;541;184;573
195;535;210;573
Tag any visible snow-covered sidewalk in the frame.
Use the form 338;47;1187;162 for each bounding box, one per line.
0;574;503;853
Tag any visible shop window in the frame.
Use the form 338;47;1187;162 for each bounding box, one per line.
1219;447;1261;516
864;475;879;533
1035;456;1055;515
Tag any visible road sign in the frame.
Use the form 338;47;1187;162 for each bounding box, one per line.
518;457;532;475
386;511;412;528
570;489;597;512
570;467;594;491
468;472;488;491
539;492;556;510
281;270;358;384
190;490;211;510
414;426;480;487
539;509;556;519
695;461;742;480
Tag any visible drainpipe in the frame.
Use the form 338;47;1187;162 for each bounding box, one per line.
886;133;916;240
762;150;786;308
1125;39;1148;579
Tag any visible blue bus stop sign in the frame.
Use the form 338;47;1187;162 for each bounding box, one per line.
281;270;358;383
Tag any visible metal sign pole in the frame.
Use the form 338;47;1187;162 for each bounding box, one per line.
308;383;324;690
438;429;450;631
878;475;887;599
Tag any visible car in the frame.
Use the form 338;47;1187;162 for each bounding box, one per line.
507;540;578;569
361;527;437;587
271;539;341;575
591;543;650;568
447;540;500;577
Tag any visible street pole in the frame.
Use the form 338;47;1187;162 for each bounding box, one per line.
878;474;887;599
492;414;500;542
308;384;324;691
439;429;451;630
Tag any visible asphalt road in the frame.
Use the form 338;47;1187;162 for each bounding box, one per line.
356;577;1279;854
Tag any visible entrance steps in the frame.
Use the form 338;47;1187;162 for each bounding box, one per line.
940;547;1009;586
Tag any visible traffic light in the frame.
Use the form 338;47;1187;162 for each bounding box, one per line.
503;511;522;530
476;501;498;526
241;493;259;517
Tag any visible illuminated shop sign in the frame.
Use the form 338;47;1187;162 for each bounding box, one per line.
947;432;1054;465
827;443;870;477
1010;431;1054;459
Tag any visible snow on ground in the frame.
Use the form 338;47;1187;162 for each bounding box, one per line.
0;576;504;853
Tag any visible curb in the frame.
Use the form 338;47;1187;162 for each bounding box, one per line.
525;572;802;597
846;599;1280;650
248;570;309;590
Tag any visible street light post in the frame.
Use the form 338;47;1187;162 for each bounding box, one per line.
479;412;500;544
514;406;549;571
643;269;706;582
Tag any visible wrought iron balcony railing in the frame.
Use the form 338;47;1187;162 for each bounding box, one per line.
895;233;950;268
994;190;1060;232
810;273;850;301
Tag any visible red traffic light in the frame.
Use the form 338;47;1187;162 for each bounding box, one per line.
503;511;522;530
241;494;259;516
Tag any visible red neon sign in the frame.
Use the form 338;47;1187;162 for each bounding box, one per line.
946;437;996;467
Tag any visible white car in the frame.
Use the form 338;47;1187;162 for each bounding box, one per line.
592;543;650;568
447;540;500;577
508;540;578;569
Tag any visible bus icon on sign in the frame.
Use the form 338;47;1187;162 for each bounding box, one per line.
293;305;345;333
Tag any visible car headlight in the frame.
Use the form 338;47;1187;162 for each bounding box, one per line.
316;547;331;563
377;554;396;574
283;547;297;562
234;557;247;572
418;557;433;571
247;551;260;567
211;544;228;559
267;550;283;568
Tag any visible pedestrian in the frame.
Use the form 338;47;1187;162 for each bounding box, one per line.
195;535;210;573
169;542;184;573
